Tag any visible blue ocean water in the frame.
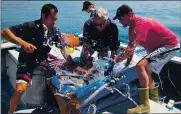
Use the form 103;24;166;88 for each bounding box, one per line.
1;1;181;56
1;1;181;113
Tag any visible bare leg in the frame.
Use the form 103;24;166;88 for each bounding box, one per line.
145;63;155;88
127;59;151;113
145;62;158;102
9;82;28;114
136;59;150;88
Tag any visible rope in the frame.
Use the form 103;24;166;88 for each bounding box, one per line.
112;83;141;113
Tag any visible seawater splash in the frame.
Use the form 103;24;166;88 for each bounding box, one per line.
84;59;107;84
112;62;126;77
75;59;109;99
112;48;147;77
92;60;105;78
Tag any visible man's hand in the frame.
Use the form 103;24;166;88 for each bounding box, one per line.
114;55;121;63
21;41;37;53
125;55;133;68
114;46;135;63
110;52;116;60
83;43;91;59
110;50;117;63
84;52;91;59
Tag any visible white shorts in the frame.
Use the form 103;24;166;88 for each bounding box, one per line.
145;44;180;74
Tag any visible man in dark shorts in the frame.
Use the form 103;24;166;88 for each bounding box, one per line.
81;7;120;68
1;4;69;114
113;4;180;113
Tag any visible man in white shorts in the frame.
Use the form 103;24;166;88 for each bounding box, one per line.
113;4;180;113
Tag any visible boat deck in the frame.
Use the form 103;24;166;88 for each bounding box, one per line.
14;100;180;113
2;42;181;114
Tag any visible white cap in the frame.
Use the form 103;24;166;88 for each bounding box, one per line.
93;7;109;20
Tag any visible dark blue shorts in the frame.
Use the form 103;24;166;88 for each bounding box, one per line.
16;63;36;83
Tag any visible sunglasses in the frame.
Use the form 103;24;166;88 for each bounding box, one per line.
94;20;106;27
117;16;124;20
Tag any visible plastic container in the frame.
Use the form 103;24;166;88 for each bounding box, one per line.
61;85;75;93
104;58;113;70
51;75;61;90
166;99;175;110
61;34;80;47
51;75;75;94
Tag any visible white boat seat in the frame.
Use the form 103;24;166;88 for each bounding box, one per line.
8;49;19;65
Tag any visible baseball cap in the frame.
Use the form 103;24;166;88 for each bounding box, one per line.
113;4;133;20
82;1;93;11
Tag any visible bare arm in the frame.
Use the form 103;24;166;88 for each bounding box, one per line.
115;25;148;64
115;39;138;63
125;54;133;68
1;28;25;45
83;43;92;59
1;28;37;53
60;48;69;59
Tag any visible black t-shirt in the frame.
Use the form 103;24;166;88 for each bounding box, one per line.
83;18;120;52
9;19;61;65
